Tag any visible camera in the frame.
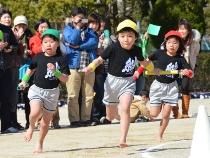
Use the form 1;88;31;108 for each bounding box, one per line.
78;18;88;23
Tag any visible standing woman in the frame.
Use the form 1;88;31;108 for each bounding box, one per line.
172;19;201;118
29;18;51;58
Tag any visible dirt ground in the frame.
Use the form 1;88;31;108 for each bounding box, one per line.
0;99;210;158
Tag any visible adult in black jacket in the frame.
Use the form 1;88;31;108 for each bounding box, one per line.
0;23;19;133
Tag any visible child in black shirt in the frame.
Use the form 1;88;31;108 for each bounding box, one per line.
148;30;193;142
18;29;70;153
85;19;159;148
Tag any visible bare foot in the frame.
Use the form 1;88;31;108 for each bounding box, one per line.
119;143;128;148
157;135;164;142
24;127;34;142
33;142;43;153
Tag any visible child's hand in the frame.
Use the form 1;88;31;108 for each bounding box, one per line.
153;68;161;76
150;117;154;122
47;63;55;72
84;66;93;75
181;69;193;78
18;81;27;90
133;71;140;80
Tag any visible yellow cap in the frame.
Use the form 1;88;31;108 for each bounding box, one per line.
117;19;138;33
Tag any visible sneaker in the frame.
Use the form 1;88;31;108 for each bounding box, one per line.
2;127;19;133
70;121;80;128
100;117;111;124
81;120;97;126
52;123;61;129
12;122;25;130
135;118;148;123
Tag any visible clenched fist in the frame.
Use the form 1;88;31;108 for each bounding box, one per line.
47;63;55;72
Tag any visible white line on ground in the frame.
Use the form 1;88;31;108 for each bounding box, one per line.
141;140;187;158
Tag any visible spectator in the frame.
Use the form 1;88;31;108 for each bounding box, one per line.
11;15;33;130
29;18;51;58
0;10;19;133
92;16;110;124
63;6;98;127
172;19;201;119
130;89;154;123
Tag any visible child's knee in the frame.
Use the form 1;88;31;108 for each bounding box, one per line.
150;112;159;118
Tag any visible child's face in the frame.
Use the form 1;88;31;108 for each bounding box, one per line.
89;22;99;32
42;35;59;56
178;25;189;40
0;13;12;26
141;95;149;103
166;37;180;56
37;22;49;35
118;31;136;50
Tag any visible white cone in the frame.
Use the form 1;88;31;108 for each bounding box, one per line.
189;105;210;158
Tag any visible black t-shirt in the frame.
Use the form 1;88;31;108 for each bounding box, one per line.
149;50;191;83
100;42;144;77
29;52;70;89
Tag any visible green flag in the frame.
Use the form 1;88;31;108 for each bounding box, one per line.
147;24;161;36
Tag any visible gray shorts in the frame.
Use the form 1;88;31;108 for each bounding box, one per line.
150;80;178;106
28;84;60;113
103;73;136;105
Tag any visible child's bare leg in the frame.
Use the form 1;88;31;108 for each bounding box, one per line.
34;110;53;153
150;106;162;141
158;105;172;142
119;94;133;148
115;108;121;121
24;101;42;142
105;105;118;121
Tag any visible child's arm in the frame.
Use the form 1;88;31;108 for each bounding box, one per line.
133;59;161;79
84;56;104;75
47;63;69;82
18;68;36;89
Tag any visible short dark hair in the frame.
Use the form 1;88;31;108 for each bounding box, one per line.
0;9;12;19
87;13;101;32
34;18;51;31
71;6;86;16
139;89;149;98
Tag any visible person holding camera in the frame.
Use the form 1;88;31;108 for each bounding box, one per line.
63;6;98;127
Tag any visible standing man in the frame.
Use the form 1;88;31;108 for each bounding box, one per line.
0;22;19;133
63;6;98;127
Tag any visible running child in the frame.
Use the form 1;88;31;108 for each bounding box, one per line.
84;19;159;148
18;29;70;153
148;30;193;142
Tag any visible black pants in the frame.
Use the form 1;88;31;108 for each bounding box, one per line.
181;76;190;95
0;68;12;131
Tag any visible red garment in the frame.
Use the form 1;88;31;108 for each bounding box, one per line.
29;31;43;58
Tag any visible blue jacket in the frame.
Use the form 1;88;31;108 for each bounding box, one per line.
63;23;98;68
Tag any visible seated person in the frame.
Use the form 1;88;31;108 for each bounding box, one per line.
130;89;154;123
114;89;154;123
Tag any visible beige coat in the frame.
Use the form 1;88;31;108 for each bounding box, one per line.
130;96;150;123
184;29;201;71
